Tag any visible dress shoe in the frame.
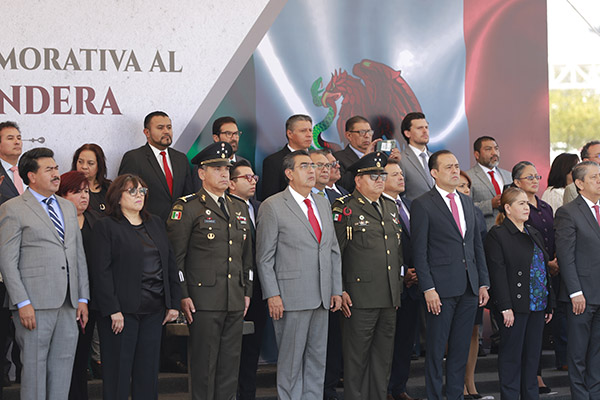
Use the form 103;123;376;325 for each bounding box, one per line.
539;386;551;394
468;393;482;399
392;392;422;400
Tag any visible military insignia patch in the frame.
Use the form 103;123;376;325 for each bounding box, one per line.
173;204;184;211
171;211;182;220
333;213;342;222
343;207;352;216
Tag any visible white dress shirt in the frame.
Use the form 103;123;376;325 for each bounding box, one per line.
288;186;322;228
148;143;173;177
435;185;466;237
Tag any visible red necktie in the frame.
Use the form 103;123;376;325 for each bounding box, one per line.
10;166;24;194
160;151;173;195
488;170;501;195
447;193;463;236
304;198;322;243
593;205;600;228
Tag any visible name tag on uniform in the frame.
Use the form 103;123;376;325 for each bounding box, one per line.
204;217;216;223
236;215;247;224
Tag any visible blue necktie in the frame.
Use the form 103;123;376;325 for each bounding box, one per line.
396;199;410;234
44;197;64;243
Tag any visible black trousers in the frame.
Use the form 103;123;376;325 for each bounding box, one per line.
498;311;545;400
238;298;268;400
323;310;343;398
98;310;164;400
69;310;99;400
567;303;600;400
388;294;420;396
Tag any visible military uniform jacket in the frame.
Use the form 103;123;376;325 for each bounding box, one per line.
166;188;253;311
332;190;403;308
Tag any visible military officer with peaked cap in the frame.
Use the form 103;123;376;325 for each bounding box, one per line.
331;151;404;400
166;141;253;400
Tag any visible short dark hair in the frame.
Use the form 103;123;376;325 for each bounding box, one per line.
212;116;238;135
308;148;330;157
143;111;169;129
473;136;497;152
547;153;580;188
57;171;89;198
0;121;20;141
71;143;112;190
282;150;310;183
345;116;369;132
400;112;426;143
428;150;453;171
230;159;253;178
511;161;535;181
580;140;600;160
18;147;54;185
386;158;401;166
285;114;312;133
572;161;600;192
105;174;150;221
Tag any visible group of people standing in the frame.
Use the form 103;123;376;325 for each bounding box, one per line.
0;110;599;400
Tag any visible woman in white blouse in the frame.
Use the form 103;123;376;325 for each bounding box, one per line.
541;153;579;215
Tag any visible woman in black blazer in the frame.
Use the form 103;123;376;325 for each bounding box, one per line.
484;187;554;400
91;174;181;400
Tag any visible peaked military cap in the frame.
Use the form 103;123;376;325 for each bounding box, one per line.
348;151;388;175
191;141;233;166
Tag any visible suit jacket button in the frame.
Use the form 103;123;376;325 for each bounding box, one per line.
198;282;202;286
516;294;522;299
386;250;390;255
228;257;232;262
61;267;65;270
388;266;391;270
517;282;522;287
228;274;232;279
384;235;388;240
229;223;232;228
518;271;522;276
229;240;233;245
356;278;361;282
462;259;466;263
381;221;385;226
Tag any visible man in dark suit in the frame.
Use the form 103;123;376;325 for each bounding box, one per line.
0;147;89;399
466;136;512;230
332;152;404;400
228;159;265;400
325;150;349;202
412;150;490;400
398;112;434;201
167;142;253;400
260;115;314;200
119;111;193;221
383;159;421;400
0;121;24;395
555;161;600;399
192;116;250;191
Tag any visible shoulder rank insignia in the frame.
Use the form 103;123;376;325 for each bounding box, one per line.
336;194;352;205
178;193;198;203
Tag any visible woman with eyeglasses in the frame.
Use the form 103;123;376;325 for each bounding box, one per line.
512;161;557;395
90;174;181;400
484;187;554;400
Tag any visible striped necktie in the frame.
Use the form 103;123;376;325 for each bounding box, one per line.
43;197;64;242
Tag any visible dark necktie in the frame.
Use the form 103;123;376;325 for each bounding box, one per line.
488;170;501;195
372;201;382;219
43;197;64;243
218;197;229;219
304;199;322;243
160;151;173;195
396;199;410;234
447;193;463;236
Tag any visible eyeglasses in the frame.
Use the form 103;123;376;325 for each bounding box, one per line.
125;187;149;196
315;162;332;169
219;131;242;138
349;129;374;137
329;160;340;168
231;174;259;183
296;162;317;170
366;173;388;182
518;175;542;181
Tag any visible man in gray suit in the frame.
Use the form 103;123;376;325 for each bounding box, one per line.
563;141;600;205
555;161;600;399
0;147;89;399
398;112;434;201
466;136;512;230
257;150;343;400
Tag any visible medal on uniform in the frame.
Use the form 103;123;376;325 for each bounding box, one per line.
343;207;352;216
205;209;211;215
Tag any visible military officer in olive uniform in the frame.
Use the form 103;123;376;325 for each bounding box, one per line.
166;142;253;400
331;152;404;400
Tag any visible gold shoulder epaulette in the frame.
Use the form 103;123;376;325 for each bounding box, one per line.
178;193;198;203
336;193;352;205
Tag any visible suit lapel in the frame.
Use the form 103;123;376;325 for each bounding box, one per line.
282;189;318;242
404;147;432;185
352;191;381;221
144;144;171;198
199;189;228;221
430;189;462;237
575;196;600;241
22;190;63;243
0;163;20;197
458;192;473;236
473;166;496;196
